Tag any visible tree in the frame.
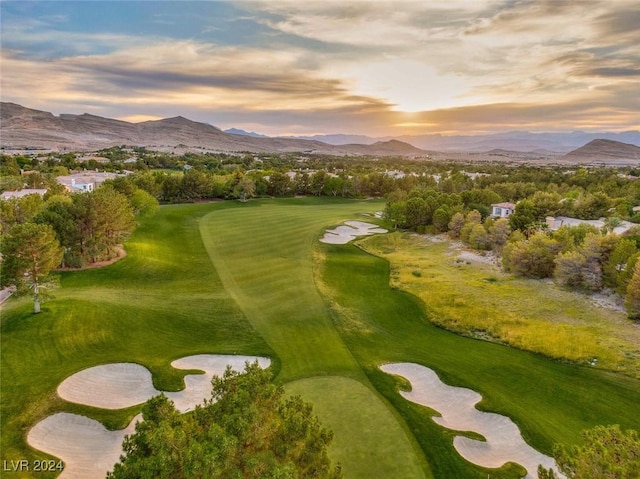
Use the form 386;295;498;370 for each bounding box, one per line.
459;210;482;243
448;212;466;239
267;171;291;197
625;262;640;320
554;250;587;288
488;217;511;253
108;362;342;479
604;239;638;289
538;425;640;479
432;205;452;233
503;232;560;278
0;223;63;313
509;199;538;232
468;224;491;250
73;186;135;263
130;189;159;218
385;201;407;229
405;197;430;229
33;195;79;267
232;175;256;202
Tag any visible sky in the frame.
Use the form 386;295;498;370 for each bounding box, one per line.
1;0;639;137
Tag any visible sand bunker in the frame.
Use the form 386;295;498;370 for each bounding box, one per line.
29;354;270;479
28;413;139;479
381;363;561;478
57;354;270;412
320;220;387;244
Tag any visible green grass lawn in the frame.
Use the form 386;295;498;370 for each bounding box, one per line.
2;198;640;479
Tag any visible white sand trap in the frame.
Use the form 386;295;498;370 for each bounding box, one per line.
320;220;387;244
57;363;157;410
381;363;562;479
27;412;140;479
57;354;270;411
30;354;270;479
166;354;271;412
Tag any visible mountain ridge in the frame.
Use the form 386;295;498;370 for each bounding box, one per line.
2;103;640;164
0;103;425;157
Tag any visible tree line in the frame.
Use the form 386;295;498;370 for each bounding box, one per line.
383;184;640;320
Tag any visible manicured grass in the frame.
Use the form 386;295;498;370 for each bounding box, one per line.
199;198;428;478
198;198;378;382
316;236;640;478
287;376;429;479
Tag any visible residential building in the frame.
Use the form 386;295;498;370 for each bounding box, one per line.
491;202;516;218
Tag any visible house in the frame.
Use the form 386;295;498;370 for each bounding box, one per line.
545;216;635;235
491;202;516;218
56;171;124;193
1;189;47;200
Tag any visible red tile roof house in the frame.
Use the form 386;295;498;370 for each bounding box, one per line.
491;202;516;218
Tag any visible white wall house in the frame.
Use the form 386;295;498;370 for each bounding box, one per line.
491;202;516;218
56;171;124;193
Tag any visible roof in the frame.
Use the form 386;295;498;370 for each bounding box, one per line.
1;189;47;199
492;202;516;209
546;216;635;235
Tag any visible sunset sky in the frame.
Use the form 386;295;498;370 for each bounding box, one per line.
1;1;639;136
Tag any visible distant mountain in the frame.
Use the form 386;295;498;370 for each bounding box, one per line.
0;103;426;157
287;130;640;154
561;139;640;163
4;103;639;163
224;128;270;138
283;133;382;145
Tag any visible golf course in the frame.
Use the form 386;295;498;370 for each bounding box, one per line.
2;197;640;479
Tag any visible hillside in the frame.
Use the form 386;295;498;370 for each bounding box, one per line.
0;103;425;157
561;139;640;163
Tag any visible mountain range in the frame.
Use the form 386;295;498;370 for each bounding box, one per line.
0;103;425;157
275;131;640;154
2;103;639;164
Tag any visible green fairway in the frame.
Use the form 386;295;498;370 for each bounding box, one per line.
198;198;373;381
199;198;428;478
2;197;640;479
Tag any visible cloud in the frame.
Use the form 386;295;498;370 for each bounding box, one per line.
1;0;637;136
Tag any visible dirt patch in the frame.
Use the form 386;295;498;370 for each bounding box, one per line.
56;245;127;271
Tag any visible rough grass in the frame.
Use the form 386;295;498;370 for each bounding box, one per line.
361;232;640;377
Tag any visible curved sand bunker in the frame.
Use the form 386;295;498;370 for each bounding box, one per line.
381;363;562;479
29;354;270;479
57;354;271;412
28;413;140;479
320;220;387;244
